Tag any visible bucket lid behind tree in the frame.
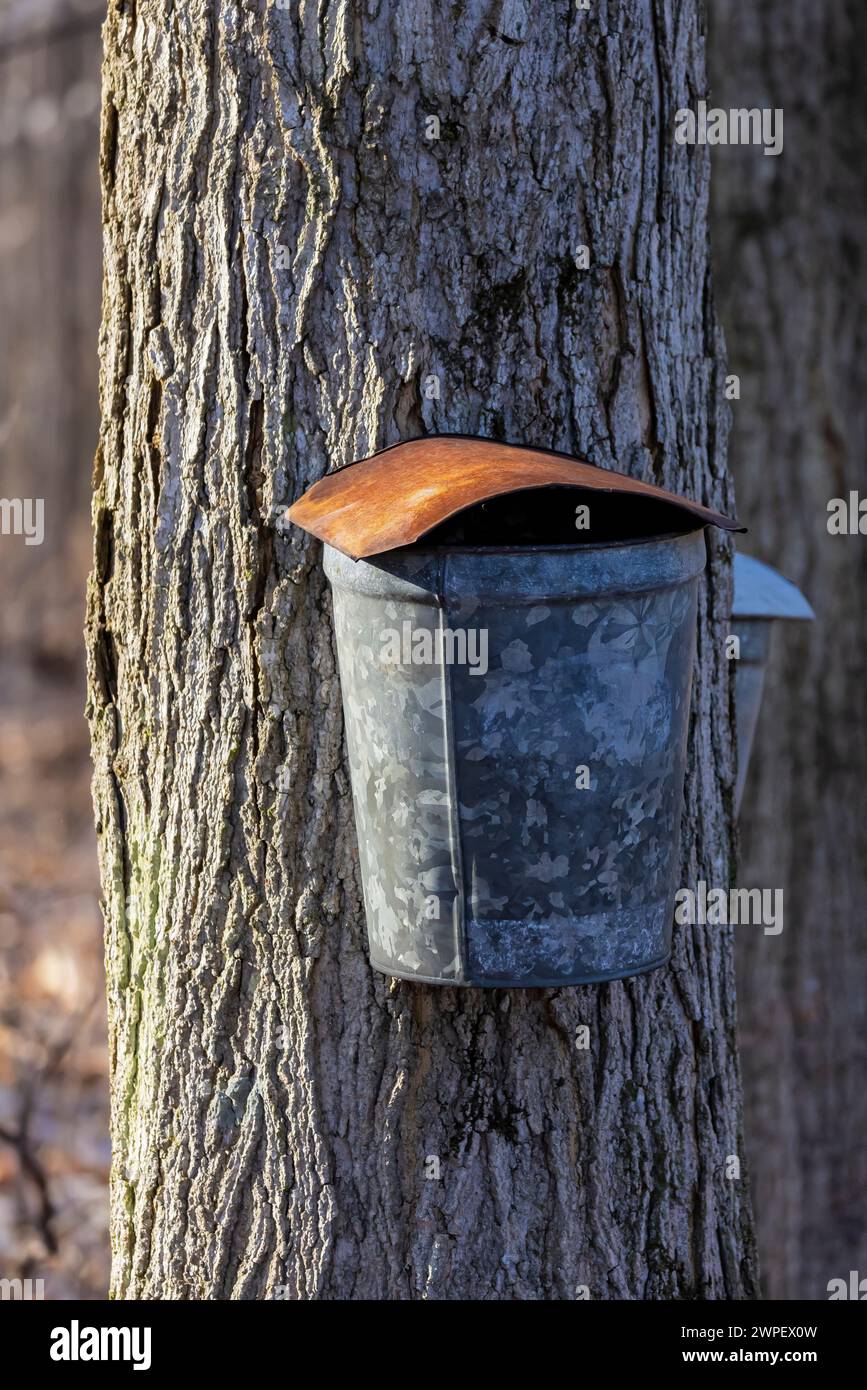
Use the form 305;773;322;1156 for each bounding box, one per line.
732;553;816;621
287;435;744;560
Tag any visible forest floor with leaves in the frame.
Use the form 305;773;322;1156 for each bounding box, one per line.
0;651;109;1300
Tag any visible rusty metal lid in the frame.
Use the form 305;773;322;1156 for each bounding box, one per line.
286;434;744;560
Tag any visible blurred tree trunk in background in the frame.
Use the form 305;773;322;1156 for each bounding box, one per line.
710;0;867;1299
88;0;757;1298
0;0;102;677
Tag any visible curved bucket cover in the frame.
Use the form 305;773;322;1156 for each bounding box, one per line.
287;435;744;560
733;553;815;620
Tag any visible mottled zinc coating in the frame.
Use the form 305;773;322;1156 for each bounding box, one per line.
325;530;707;987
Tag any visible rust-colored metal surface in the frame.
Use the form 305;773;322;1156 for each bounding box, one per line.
286;435;743;559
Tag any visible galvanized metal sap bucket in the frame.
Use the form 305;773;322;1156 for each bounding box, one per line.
290;437;742;987
732;553;815;814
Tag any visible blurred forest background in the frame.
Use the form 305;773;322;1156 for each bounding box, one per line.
0;0;864;1300
0;0;107;1299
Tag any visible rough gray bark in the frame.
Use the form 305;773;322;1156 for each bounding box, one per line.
88;0;757;1299
710;0;867;1300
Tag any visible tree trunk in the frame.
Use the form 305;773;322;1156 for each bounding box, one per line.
710;0;867;1300
88;0;758;1300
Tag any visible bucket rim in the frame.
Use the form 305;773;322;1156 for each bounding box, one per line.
324;527;708;602
353;525;708;561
